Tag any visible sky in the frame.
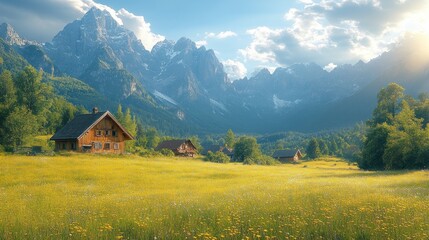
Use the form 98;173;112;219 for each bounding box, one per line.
1;0;429;80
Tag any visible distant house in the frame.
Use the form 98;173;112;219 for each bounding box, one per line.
155;139;197;157
272;149;303;162
202;145;234;158
50;108;134;154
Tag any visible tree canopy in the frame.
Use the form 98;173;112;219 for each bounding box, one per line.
359;83;429;170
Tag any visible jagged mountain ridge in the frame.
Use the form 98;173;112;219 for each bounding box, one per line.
0;23;38;46
1;7;429;134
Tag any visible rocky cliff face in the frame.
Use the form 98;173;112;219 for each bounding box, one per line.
0;23;37;46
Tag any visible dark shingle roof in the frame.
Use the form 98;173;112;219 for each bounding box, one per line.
272;149;301;158
155;139;196;151
155;139;186;150
50;111;133;140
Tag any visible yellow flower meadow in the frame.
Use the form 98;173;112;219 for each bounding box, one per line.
0;155;428;239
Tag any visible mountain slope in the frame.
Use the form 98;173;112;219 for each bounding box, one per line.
0;38;28;73
305;35;429;131
3;9;429;134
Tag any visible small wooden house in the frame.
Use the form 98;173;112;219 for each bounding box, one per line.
202;145;234;158
50;108;134;154
155;139;197;157
272;149;302;162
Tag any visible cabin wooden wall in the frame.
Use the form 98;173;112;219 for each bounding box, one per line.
176;142;197;157
77;116;127;154
55;140;78;151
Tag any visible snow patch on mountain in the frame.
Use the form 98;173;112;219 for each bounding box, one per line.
210;98;227;112
153;90;178;106
273;95;301;109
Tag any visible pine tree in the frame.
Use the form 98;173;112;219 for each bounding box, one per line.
225;129;235;148
145;127;160;149
123;108;137;136
116;104;124;123
318;139;329;155
122;108;137;152
306;138;321;159
360;123;390;170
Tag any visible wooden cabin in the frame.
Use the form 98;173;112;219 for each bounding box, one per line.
202;145;234;158
155;139;197;157
50;108;134;154
272;149;303;162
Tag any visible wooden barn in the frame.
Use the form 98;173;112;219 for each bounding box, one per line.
50;108;134;154
272;149;303;162
155;139;197;157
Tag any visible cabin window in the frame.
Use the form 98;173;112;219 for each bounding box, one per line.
62;143;66;150
96;130;102;137
93;142;102;149
105;130;111;136
113;143;119;150
104;143;111;150
112;130;117;137
71;142;76;150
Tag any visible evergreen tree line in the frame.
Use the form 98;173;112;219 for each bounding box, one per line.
202;130;277;165
0;66;83;151
359;83;429;170
252;126;365;161
304;126;366;160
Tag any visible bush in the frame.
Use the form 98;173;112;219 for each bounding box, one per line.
205;151;230;163
243;155;279;165
233;136;261;162
159;148;175;157
138;148;162;157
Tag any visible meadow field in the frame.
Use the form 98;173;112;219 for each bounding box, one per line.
0;154;428;239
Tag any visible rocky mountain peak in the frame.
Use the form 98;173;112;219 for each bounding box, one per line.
80;7;121;34
174;37;197;52
0;23;36;46
151;39;175;58
253;68;272;80
46;6;151;78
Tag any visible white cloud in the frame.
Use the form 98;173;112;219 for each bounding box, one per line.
222;59;248;81
238;27;283;64
206;31;237;39
323;63;337;72
116;8;164;50
0;0;164;50
240;0;429;67
195;40;207;48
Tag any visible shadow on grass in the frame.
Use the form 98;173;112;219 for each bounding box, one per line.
315;169;414;179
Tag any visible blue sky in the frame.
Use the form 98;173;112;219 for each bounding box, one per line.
1;0;429;80
95;1;299;40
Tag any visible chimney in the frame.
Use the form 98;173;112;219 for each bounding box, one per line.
92;107;98;114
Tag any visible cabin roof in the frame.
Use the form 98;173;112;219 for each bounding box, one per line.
155;139;196;151
50;111;134;141
272;149;302;158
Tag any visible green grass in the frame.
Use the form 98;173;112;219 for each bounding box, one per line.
0;155;428;239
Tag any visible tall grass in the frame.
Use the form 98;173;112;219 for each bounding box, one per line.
0;155;428;239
